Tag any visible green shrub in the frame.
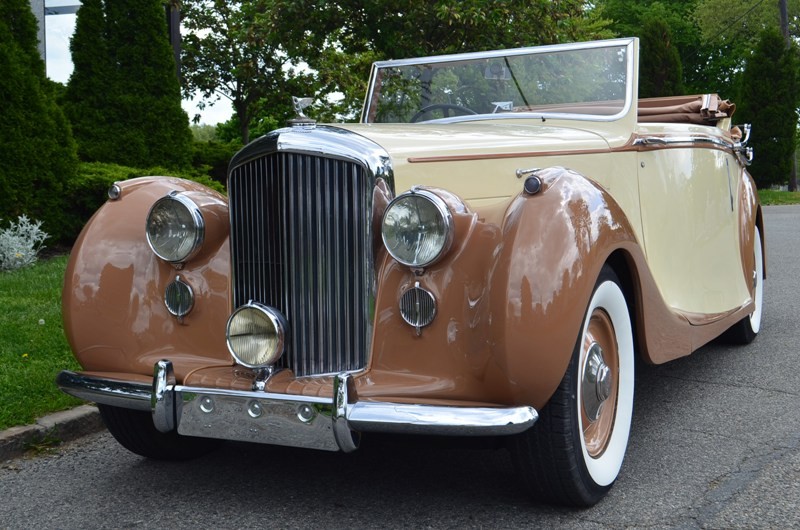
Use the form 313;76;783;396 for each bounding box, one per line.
0;216;49;271
60;162;227;245
192;140;242;184
139;165;226;193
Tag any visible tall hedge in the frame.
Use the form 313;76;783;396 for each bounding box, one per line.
737;29;799;188
64;0;192;169
0;0;79;244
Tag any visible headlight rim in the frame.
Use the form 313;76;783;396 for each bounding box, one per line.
145;192;205;264
381;188;454;269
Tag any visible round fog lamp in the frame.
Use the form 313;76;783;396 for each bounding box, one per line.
382;189;453;268
226;303;287;368
146;192;204;263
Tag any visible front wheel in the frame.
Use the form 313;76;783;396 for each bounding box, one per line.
98;404;221;460
510;266;635;506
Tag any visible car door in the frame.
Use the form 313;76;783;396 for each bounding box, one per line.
636;141;751;318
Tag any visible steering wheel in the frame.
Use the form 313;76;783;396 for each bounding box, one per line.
410;103;477;122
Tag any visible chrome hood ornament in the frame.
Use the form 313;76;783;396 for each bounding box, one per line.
288;96;316;127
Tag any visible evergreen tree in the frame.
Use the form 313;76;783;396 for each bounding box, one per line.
0;0;79;243
65;0;192;168
596;0;698;93
737;28;798;188
63;0;113;162
639;16;684;98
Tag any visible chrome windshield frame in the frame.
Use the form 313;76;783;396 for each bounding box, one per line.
361;38;637;125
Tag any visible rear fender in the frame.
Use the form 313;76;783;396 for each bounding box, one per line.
738;168;765;284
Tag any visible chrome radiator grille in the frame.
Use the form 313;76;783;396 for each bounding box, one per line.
228;151;372;377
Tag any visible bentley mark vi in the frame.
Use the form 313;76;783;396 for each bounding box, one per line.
58;38;764;506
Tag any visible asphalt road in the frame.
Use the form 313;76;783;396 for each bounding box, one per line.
1;205;799;529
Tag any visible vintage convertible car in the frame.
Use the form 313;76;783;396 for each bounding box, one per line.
57;38;764;506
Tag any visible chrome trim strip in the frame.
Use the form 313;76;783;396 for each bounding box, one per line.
404;111;630;125
633;135;734;149
56;370;152;411
370;37;636;69
176;385;335;404
57;368;539;450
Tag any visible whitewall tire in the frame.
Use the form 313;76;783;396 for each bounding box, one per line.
510;265;635;506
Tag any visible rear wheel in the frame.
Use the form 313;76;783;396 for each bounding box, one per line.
98;404;220;460
724;226;763;344
510;266;634;506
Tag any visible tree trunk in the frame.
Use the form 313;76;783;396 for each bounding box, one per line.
779;0;797;191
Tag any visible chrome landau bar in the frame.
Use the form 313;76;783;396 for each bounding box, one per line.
57;361;539;453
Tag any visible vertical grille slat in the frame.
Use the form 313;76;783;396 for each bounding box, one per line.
229;151;372;377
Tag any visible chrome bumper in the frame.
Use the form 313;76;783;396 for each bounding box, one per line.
56;361;538;453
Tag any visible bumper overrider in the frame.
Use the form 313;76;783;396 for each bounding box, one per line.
56;361;538;452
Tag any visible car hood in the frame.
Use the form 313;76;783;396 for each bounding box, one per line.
334;120;612;163
331;120;615;203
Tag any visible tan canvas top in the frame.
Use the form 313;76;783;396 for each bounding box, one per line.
638;94;735;124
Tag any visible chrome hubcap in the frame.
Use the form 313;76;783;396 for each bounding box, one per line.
583;342;613;421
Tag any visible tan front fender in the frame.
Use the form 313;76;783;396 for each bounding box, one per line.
62;177;232;382
488;167;687;409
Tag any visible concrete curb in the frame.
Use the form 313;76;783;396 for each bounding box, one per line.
0;405;104;461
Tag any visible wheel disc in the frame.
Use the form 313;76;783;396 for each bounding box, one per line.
576;278;634;487
580;309;619;458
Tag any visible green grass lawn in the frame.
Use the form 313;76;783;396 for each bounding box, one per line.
0;255;82;431
758;189;800;205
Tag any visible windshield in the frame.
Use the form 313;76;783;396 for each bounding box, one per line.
363;39;633;124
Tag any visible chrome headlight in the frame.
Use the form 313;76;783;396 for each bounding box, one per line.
226;303;287;368
382;188;453;268
146;192;204;263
